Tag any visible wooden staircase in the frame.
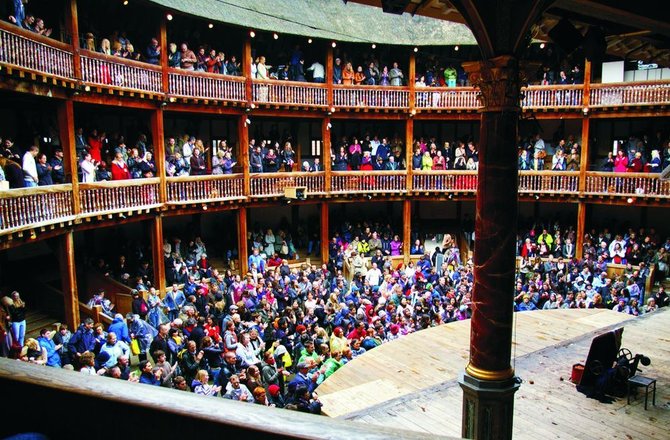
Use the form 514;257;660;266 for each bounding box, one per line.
25;309;61;339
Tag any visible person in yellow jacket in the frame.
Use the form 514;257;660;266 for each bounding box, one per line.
329;327;349;354
536;229;554;251
357;238;370;257
421;151;433;170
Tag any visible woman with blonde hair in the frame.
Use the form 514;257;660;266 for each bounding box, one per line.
20;338;47;365
4;291;26;347
192;369;221;396
212;150;225;175
99;38;111;55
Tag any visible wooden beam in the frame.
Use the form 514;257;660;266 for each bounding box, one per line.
576;201;586;259
243;37;252;104
150;108;167;203
239;115;250;196
159;16;169;95
320;202;329;262
150;215;167;294
408;52;416;111
326;44;334;108
405;118;414;191
57;99;80;215
237;207;248;274
66;0;81;80
403;199;411;263
579;116;590;192
323;117;332;192
59;230;79;329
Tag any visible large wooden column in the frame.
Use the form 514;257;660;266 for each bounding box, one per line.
150;108;167;203
65;0;81;79
243;37;252;103
403;199;411;263
326;45;334;107
405;118;413;189
150;216;167;293
320;202;330;262
579;115;590;193
237;207;248;274
408;52;416;110
159;15;169;94
322;117;332;192
239;115;250;196
58;231;79;329
57;99;80;215
576;202;587;259
459;56;521;439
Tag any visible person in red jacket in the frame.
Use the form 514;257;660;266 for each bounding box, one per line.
111;152;131;180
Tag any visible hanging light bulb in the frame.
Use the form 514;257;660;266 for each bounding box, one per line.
166;13;173;21
540;42;545;49
308;38;313;44
454;45;459;51
208;23;214;29
249;30;256;38
273;33;279;40
331;41;337;48
372;43;376;49
413;47;418;53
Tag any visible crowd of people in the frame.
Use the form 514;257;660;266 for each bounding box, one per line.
6;1;53;37
600;133;670;173
518;133;581;171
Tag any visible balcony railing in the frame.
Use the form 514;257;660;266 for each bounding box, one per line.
518;171;580;194
250;172;326;198
412;170;478;193
167;174;245;203
521;85;584;109
414;87;480;109
0;184;74;233
0;21;73;79
80;51;162;93
333;85;409;109
584;172;670;197
252;80;328;107
169;69;246;101
79;178;161;215
590;81;670;107
330;171;407;194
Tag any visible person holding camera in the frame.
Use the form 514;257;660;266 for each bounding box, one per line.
80;152;98;183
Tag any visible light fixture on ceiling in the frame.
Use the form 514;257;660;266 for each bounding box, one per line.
249;30;256;38
208;23;214;29
273;33;279;40
166;13;173;21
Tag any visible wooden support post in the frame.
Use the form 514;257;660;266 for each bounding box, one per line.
243;37;252;104
403;199;411;263
159;16;169;95
66;0;81;79
579;115;590;193
237;207;248;274
326;45;334;108
320;202;329;263
405;118;414;192
57;99;80;215
576;202;586;259
582;59;591;109
408;52;416;110
323;117;332;193
151;108;167;203
59;230;79;330
239;115;250;196
150;215;167;294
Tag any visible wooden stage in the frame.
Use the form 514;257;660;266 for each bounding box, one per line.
317;309;670;439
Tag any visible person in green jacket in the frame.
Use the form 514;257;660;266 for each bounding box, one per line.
316;351;344;385
444;66;457;87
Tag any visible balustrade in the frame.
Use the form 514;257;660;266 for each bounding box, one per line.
78;179;160;215
521;85;584;108
167;174;245;203
414;87;479;109
412;171;478;193
250;172;325;198
169;70;246;101
0;22;73;78
0;184;74;233
330;171;407;194
333;85;409;109
80;52;162;93
590;81;670;107
585;172;670;197
252;80;327;107
518;171;580;194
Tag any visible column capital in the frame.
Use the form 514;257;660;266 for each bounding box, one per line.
462;55;523;112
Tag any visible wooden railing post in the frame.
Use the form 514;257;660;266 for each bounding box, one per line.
57;99;80;216
150;215;167;294
405;118;414;192
239;115;250;197
151;108;167;204
403;199;411;264
582;59;591;110
242;37;252;104
321;202;329;262
237;207;248;274
576;202;587;259
323;117;332;193
65;0;81;79
579;116;590;193
59;230;80;329
159;15;169;95
326;45;334;108
408;52;416;110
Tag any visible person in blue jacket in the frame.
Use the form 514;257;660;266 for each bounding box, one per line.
37;328;61;368
107;313;130;344
67;318;96;367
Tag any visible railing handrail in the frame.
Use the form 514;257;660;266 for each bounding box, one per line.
519;170;580;177
412;170;477;175
333;84;410;91
585;170;663;178
80;49;162;72
167;173;243;183
0;20;72;52
590;79;670;89
0;183;73;197
168;67;246;82
522;83;585;91
415;85;476;91
252;78;328;89
79;177;160;190
250;171;324;178
331;170;406;176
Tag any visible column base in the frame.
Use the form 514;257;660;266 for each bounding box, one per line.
459;371;520;440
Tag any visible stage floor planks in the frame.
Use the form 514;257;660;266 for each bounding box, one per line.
317;309;670;439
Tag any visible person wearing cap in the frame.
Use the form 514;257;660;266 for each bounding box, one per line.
67;318;96;368
288;361;317;396
267;383;286;408
49;148;65;183
516;295;537;312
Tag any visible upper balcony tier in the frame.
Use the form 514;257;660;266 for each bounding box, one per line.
2;22;670;114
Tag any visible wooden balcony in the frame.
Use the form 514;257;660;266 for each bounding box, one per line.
330;170;407;194
584;172;670;198
0;184;75;234
518;171;580;195
590;81;670;107
252;79;328;107
80;51;163;94
167;174;245;204
521;84;584;109
0;21;73;79
412;170;478;193
250;172;326;198
169;69;246;102
78;178;161;216
414;87;479;110
333;85;409;109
